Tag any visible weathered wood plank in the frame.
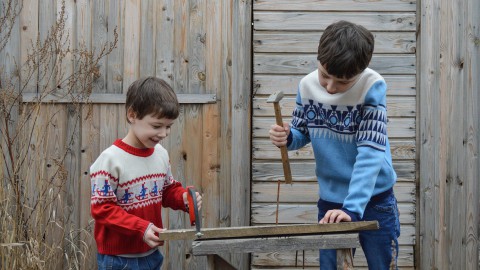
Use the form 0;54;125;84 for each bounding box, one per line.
92;0;108;93
253;96;416;117
139;0;156;77
80;104;100;270
252;160;416;181
251;245;414;267
158;221;378;241
21;93;217;104
254;54;416;75
253;75;416;96
252;138;415;160
20;0;38;93
106;0;124;94
230;1;253;269
253;118;416;139
122;0;140;93
254;31;416;54
253;12;415;31
192;234;360;255
464;0;480;269
253;0;416;11
155;0;175;84
251;203;415;226
252;182;415;203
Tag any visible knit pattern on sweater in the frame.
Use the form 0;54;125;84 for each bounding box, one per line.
90;139;187;255
287;68;396;219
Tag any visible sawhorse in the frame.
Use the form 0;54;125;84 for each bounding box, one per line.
159;221;378;269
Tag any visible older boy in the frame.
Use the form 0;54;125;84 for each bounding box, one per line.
269;20;400;269
90;77;202;270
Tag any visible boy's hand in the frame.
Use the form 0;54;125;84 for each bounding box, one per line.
319;209;352;224
269;123;290;147
143;224;166;248
183;191;202;211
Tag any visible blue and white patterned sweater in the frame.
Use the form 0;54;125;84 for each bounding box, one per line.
287;68;397;220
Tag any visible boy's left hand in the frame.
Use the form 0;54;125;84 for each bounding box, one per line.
183;191;202;211
319;209;351;224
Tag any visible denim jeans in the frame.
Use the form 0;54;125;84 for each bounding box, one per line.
317;190;400;270
97;249;163;270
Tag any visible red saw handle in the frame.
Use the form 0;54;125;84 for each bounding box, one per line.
186;186;196;226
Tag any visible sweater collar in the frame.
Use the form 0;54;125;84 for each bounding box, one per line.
113;139;155;157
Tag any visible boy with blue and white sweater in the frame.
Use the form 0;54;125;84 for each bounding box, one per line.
269;20;400;269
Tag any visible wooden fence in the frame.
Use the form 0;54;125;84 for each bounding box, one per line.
1;0;479;269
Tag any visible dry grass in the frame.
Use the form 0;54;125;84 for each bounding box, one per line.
1;0;117;269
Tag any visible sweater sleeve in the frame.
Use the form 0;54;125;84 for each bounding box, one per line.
341;80;388;220
161;162;188;211
90;153;150;237
287;88;311;150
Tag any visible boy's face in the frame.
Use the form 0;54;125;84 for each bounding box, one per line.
317;62;360;94
125;111;175;149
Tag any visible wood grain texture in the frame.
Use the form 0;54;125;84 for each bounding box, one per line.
254;12;415;31
192;234;360;255
158;221;378;241
253;75;417;96
254;31;416;54
253;0;416;11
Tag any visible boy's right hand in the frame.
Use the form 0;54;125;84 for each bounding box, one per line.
269;123;290;147
143;223;166;248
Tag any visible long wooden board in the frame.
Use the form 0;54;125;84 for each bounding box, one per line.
158;221;378;241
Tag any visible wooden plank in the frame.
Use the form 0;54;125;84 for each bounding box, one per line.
253;0;417;12
252;160;416;181
252;138;415;160
122;0;140;93
251;203;415;226
20;0;38;93
230;1;253;269
192;234;360;255
155;0;175;84
106;0;124;94
21;93;217;104
253;96;416;117
139;0;156;77
252;182;415;204
464;0;480;269
253;12;415;31
253;75;417;96
254;31;416;54
80;104;100;270
254;54;416;75
158;221;378;241
251;245;414;268
253;118;416;139
92;0;107;93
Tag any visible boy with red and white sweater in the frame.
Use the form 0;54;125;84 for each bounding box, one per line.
90;77;202;270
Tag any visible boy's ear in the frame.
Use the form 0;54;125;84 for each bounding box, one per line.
126;108;137;123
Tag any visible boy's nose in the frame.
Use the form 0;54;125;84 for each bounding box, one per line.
157;128;167;137
326;82;336;93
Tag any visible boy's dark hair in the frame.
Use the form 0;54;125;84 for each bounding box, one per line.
125;77;179;123
317;20;374;79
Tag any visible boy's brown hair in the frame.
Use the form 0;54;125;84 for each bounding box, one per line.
125;77;179;123
317;20;374;79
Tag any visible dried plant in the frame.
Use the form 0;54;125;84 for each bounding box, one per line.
0;0;118;269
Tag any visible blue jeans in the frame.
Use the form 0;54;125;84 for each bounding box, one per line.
97;249;163;270
317;189;400;270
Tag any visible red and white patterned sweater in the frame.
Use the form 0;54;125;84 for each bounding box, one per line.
90;139;187;255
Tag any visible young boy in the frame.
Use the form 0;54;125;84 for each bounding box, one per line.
269;20;400;269
90;77;202;270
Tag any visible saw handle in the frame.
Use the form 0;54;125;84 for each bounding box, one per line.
186;186;196;226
